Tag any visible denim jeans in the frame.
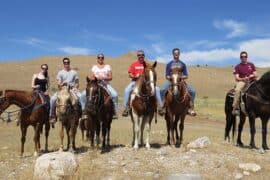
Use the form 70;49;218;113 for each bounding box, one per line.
80;84;118;111
49;90;82;117
160;81;196;103
123;81;163;108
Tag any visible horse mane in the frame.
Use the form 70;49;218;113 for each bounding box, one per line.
258;70;270;85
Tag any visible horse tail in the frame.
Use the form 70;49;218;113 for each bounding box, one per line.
232;116;236;141
155;110;157;124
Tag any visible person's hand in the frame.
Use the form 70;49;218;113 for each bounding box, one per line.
35;85;40;88
44;91;49;96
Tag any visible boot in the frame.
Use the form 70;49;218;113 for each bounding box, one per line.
157;106;165;116
122;106;130;117
232;108;240;116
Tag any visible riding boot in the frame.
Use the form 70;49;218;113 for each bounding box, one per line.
187;101;197;116
49;106;57;127
157;105;165;116
122;106;130;117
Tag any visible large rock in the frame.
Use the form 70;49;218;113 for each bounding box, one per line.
34;152;79;180
187;136;211;149
239;163;261;172
167;173;201;180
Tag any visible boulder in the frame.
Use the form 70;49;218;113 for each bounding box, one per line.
187;136;211;149
33;152;79;180
239;163;261;172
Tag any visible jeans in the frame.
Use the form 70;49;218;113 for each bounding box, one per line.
80;84;118;111
160;81;196;103
123;81;163;108
49;90;82;117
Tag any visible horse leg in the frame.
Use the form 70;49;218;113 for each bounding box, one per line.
59;122;64;151
170;115;175;145
179;114;186;146
145;117;151;149
248;115;257;149
106;120;111;149
175;115;180;147
140;117;146;147
261;118;269;150
224;114;232;142
101;122;107;152
165;115;170;145
237;114;246;147
71;119;78;151
133;114;140;149
66;127;71;151
20;125;28;157
96;121;101;146
44;121;50;153
33;124;40;157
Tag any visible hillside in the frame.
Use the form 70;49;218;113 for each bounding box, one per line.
0;53;268;99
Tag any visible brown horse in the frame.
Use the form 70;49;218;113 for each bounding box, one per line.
56;84;80;152
83;77;114;152
0;90;50;156
130;61;157;149
164;67;190;147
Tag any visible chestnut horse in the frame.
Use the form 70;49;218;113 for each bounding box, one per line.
56;84;80;152
225;70;270;150
130;61;157;149
0;90;50;156
164;67;190;147
83;77;114;152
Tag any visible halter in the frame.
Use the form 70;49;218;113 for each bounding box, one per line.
169;78;189;103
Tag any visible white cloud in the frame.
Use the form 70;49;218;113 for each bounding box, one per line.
59;46;93;55
214;19;247;38
156;38;270;67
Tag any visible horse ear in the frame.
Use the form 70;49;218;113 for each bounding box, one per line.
86;76;90;83
152;61;157;68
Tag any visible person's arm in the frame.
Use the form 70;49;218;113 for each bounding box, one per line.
74;79;79;89
31;74;39;89
44;76;50;95
89;66;96;80
105;69;112;81
182;63;188;80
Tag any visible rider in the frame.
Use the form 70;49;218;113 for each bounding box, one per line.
81;53;118;119
232;51;257;115
31;63;50;106
122;50;164;117
160;48;197;116
49;57;82;123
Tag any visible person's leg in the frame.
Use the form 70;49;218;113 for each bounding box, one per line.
232;81;246;115
80;90;86;110
160;81;171;101
122;82;135;116
107;84;118;119
49;92;57;117
187;84;197;116
155;86;165;116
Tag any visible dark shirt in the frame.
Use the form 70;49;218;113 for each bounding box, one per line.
34;78;48;92
233;62;256;79
165;60;188;77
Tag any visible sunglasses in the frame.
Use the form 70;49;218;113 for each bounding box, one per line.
240;56;247;59
63;61;70;64
137;54;145;57
41;67;48;70
97;56;104;59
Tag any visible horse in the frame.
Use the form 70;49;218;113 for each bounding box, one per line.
129;61;157;149
164;67;191;147
83;77;114;152
56;84;80;152
225;70;270;150
0;90;50;157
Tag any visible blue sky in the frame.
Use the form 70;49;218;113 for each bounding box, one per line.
1;0;270;67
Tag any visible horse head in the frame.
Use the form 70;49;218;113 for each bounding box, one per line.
258;70;270;98
0;90;9;115
140;61;157;96
56;84;72;115
85;76;100;114
169;67;184;96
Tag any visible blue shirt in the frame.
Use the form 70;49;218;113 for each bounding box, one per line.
165;60;188;77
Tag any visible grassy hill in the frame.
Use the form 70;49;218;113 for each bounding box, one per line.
0;53;268;100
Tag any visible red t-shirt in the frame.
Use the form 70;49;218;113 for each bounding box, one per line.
233;62;256;78
128;60;148;81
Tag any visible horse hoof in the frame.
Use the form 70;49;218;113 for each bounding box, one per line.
59;147;63;152
34;151;39;157
145;144;151;149
249;144;257;149
133;145;139;150
237;142;244;147
262;145;269;150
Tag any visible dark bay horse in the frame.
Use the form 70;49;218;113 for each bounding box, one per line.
83;77;114;152
225;70;270;150
0;90;50;156
56;85;80;152
164;67;190;147
130;61;157;149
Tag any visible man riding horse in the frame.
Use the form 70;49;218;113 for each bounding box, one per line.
50;57;82;124
160;48;196;116
232;51;257;116
122;50;164;117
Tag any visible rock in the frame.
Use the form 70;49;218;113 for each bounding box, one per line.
243;171;250;176
157;149;169;156
33;152;79;180
167;173;201;180
239;163;261;172
189;149;197;153
235;173;243;179
187;136;211;149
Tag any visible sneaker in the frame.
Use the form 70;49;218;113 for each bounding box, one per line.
232;109;240;116
122;107;130;117
187;109;197;116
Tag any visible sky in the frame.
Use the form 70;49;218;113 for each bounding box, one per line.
1;0;270;67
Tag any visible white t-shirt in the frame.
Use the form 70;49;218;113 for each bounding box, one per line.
91;65;111;84
56;69;79;87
